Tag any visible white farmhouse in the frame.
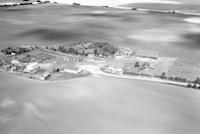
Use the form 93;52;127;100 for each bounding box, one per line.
108;66;123;73
24;62;40;73
108;64;125;74
115;53;124;59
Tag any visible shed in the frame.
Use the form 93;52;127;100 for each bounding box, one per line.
63;66;81;74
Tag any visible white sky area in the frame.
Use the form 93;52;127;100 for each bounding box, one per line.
50;0;181;7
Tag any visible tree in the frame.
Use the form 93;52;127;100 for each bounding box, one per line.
160;72;167;79
135;61;140;68
186;83;192;88
192;84;198;89
182;78;187;82
194;77;200;84
168;76;174;80
58;46;67;53
50;47;56;51
72;3;80;6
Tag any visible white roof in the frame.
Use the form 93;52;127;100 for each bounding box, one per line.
24;62;39;72
11;60;20;65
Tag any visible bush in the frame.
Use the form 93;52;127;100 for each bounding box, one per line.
182;78;187;82
58;46;67;53
186;83;192;88
160;72;167;79
135;61;140;67
168;76;174;80
192;84;198;89
72;3;80;6
194;77;200;84
50;47;57;51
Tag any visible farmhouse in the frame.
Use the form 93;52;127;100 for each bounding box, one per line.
115;53;124;59
108;62;126;74
117;47;136;58
24;62;40;73
108;66;124;73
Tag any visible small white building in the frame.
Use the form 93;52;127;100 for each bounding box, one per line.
24;62;40;73
10;67;17;72
40;72;51;80
108;64;125;74
108;66;124;73
88;54;95;58
118;47;136;57
32;2;39;5
63;66;82;74
11;52;16;56
115;53;124;59
11;60;20;65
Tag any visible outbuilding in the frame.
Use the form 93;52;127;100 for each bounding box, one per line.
63;66;82;74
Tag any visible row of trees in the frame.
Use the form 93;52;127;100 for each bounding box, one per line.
156;72;187;82
1;47;34;55
186;77;200;90
187;83;200;89
0;0;51;7
22;0;50;3
157;72;200;90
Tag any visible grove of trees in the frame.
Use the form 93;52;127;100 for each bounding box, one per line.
1;47;33;55
57;42;118;57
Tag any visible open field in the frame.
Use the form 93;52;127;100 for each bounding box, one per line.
0;2;200;134
0;72;200;134
124;3;200;14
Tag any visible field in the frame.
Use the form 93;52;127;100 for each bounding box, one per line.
0;3;200;134
0;3;200;79
0;72;200;134
124;3;200;14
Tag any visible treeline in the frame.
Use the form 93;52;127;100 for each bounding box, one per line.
50;41;118;57
0;0;51;7
156;72;200;90
186;77;200;89
186;83;200;89
156;72;187;82
1;46;35;55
